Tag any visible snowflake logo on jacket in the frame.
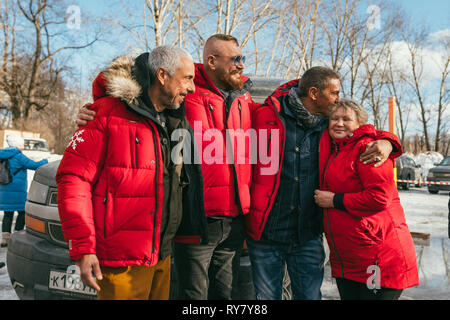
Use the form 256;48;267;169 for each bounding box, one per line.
67;130;85;150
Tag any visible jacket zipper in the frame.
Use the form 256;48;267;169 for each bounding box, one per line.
323;143;346;278
135;134;140;168
208;103;216;128
258;130;281;230
238;102;242;128
147;122;159;254
103;190;109;238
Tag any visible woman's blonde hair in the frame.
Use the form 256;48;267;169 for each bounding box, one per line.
329;99;368;125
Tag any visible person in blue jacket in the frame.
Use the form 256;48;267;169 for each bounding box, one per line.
1;135;48;247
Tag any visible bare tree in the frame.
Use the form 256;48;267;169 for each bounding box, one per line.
0;0;98;128
434;34;450;152
282;0;321;78
320;0;357;73
386;44;414;145
403;24;432;151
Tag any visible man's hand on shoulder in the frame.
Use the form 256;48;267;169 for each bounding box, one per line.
76;104;96;127
360;139;392;167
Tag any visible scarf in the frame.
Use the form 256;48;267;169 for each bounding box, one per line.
287;87;323;129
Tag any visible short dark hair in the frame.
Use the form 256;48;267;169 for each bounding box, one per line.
298;66;340;97
206;34;240;46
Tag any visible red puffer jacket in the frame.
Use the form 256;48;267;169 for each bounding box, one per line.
183;63;256;217
319;124;419;289
56;56;164;267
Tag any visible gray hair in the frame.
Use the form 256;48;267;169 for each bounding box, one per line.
330;98;368;125
148;45;193;83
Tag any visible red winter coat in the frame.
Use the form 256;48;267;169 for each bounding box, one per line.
56;56;165;267
319;124;419;289
183;63;257;217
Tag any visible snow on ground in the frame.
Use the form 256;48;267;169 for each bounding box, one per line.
413;152;444;179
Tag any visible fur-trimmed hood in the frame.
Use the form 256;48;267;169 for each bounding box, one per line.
92;55;142;106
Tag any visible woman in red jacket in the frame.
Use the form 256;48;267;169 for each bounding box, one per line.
314;99;418;300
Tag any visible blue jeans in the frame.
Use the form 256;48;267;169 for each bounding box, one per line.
246;235;325;300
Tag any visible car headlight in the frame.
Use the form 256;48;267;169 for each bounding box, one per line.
25;214;46;234
427;171;434;178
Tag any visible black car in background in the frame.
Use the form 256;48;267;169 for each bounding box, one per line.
396;155;422;190
427;156;450;194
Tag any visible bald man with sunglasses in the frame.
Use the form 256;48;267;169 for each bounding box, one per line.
171;34;258;300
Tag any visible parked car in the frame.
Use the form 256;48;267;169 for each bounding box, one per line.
6;160;97;299
396;155;422;190
427;156;450;194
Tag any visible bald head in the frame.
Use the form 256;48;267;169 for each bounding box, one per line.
202;34;244;91
203;34;239;64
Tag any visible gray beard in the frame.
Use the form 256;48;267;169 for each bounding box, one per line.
160;87;181;110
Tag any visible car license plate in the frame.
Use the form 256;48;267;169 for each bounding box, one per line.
49;270;97;296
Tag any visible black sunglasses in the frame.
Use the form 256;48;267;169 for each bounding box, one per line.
213;54;246;66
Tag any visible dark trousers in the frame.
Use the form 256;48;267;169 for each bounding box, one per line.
2;211;25;233
173;215;245;300
336;277;403;300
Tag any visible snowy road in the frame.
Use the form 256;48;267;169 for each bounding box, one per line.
1;187;449;300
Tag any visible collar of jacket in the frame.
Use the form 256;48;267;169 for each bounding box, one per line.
279;94;328;133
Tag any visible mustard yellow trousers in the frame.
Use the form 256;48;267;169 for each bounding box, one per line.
97;255;171;300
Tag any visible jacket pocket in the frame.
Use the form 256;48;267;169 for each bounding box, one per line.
360;218;383;245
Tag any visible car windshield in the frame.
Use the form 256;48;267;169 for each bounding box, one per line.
24;139;49;152
440;157;450;166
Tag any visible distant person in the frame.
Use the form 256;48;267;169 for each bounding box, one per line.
314;99;419;300
1;135;48;247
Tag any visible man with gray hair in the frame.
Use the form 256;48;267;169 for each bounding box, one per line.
57;45;203;299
